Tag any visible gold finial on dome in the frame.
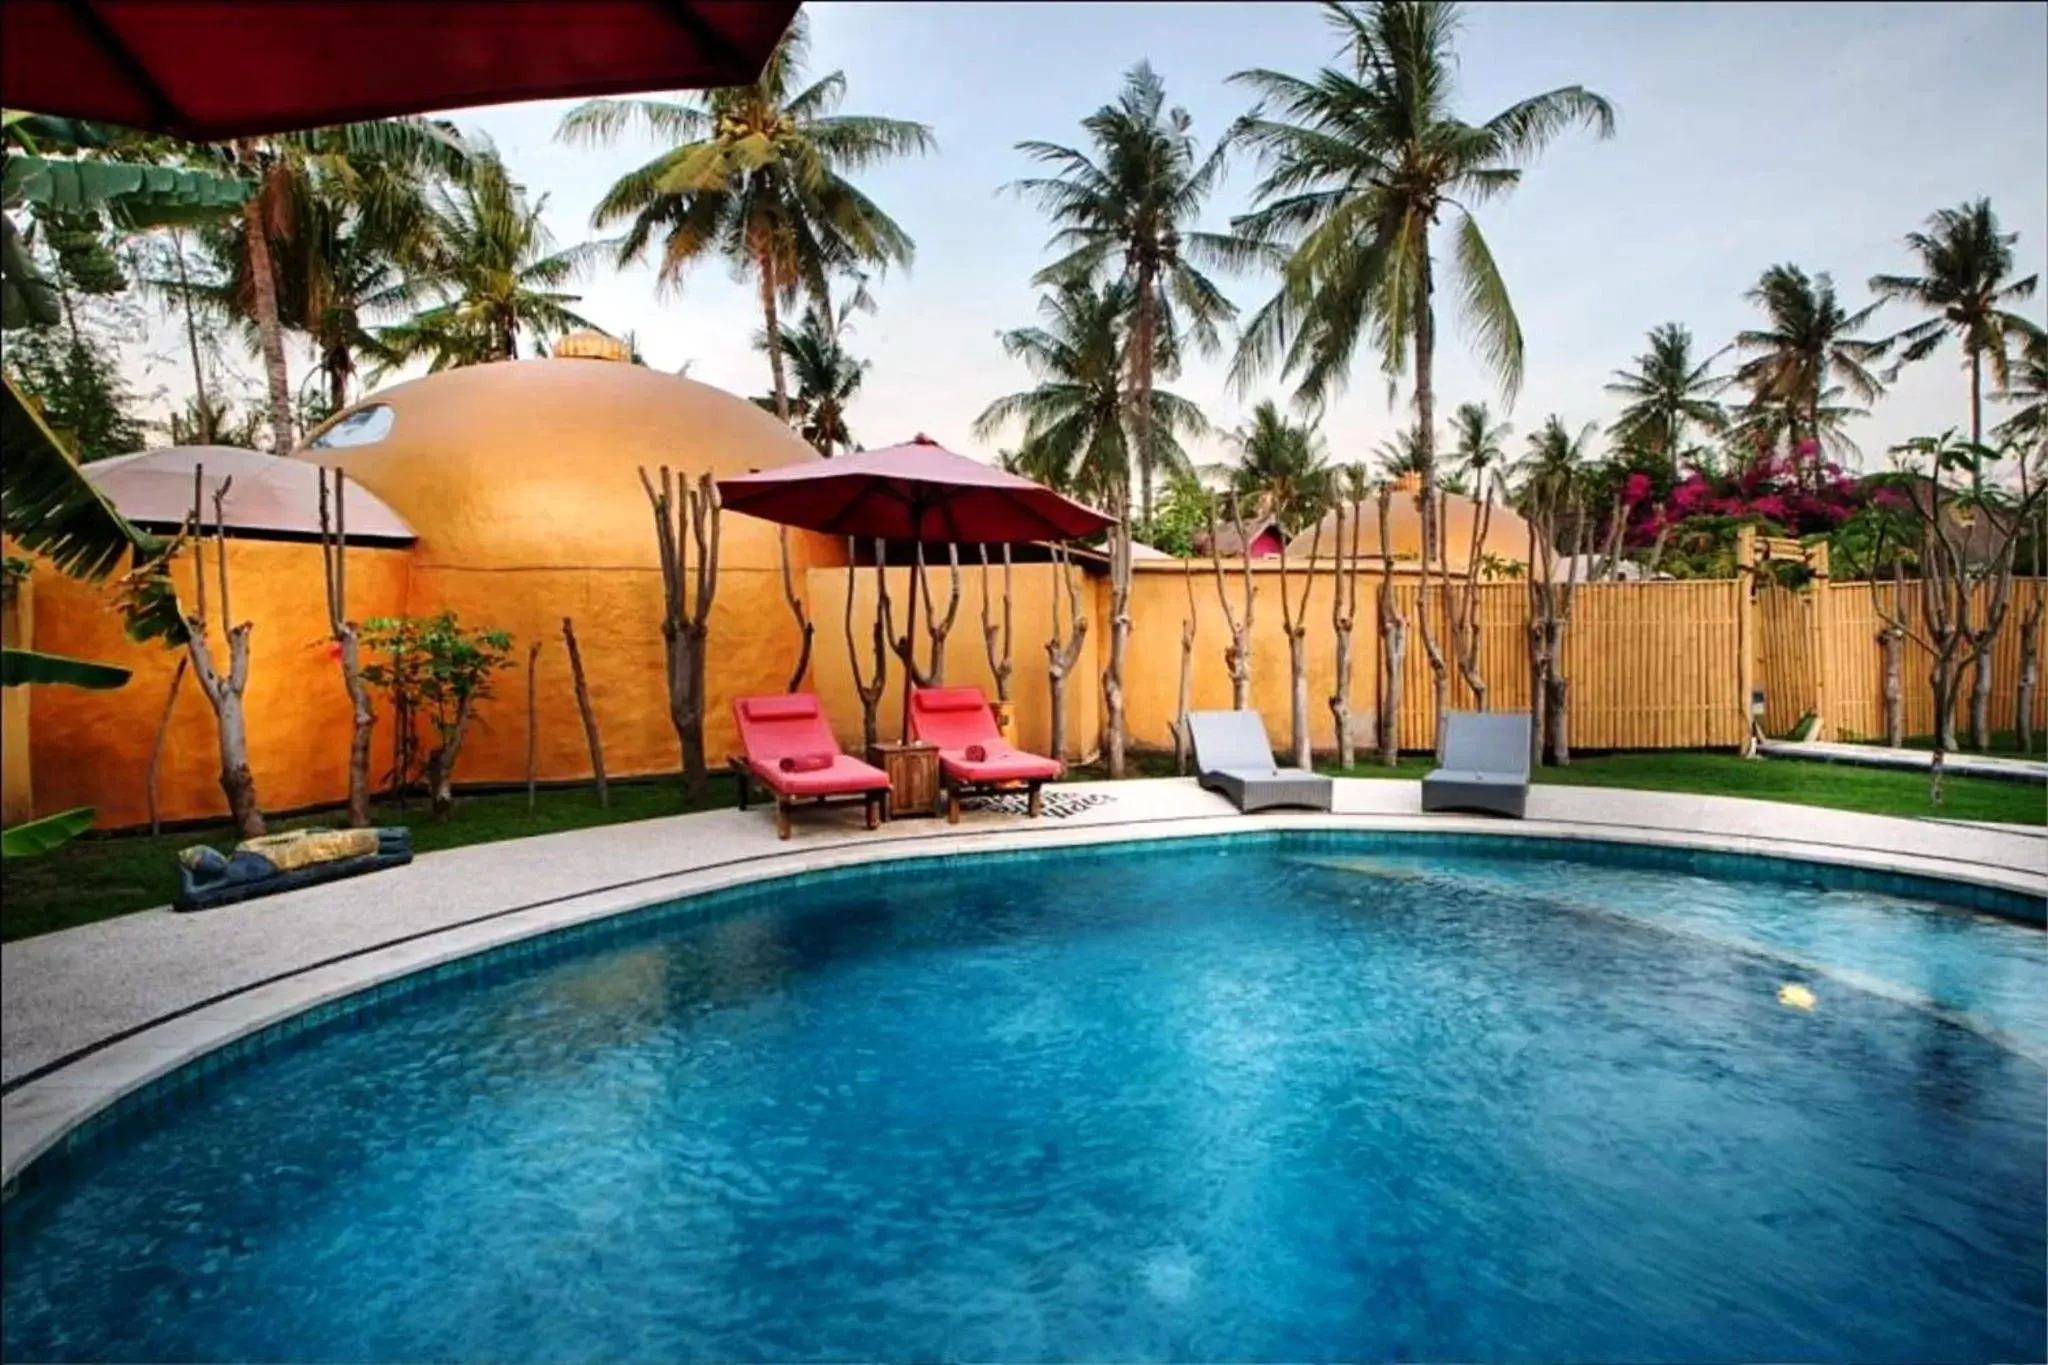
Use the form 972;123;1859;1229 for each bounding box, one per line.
552;329;633;363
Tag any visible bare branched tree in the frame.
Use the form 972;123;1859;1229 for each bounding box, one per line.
524;640;542;812
1888;433;2046;796
1447;476;1496;711
317;469;376;827
1525;482;1587;766
562;617;608;807
1375;485;1408;766
1207;493;1256;709
888;542;962;687
1328;501;1366;767
145;656;189;837
181;467;264;837
1414;481;1451;761
640;465;720;798
778;525;815;692
1103;506;1135;776
1046;543;1089;759
1278;511;1322;769
846;538;890;752
1170;557;1199;773
978;544;1015;717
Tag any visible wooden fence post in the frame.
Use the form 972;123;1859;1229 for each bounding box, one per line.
1807;541;1832;743
1735;526;1757;756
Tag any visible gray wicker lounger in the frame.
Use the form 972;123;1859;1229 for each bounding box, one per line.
1422;712;1532;819
1189;710;1334;812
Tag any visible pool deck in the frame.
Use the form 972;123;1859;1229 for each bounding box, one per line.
1757;738;2048;784
5;777;2045;1187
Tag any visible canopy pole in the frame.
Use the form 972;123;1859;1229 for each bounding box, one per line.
898;527;923;742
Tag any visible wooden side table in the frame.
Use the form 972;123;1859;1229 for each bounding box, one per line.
868;740;940;818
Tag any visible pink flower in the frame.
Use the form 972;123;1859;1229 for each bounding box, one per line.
1623;472;1653;505
1750;494;1790;525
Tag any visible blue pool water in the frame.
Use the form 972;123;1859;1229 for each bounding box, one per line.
4;836;2043;1363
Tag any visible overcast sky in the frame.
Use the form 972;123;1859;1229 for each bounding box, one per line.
136;1;2048;472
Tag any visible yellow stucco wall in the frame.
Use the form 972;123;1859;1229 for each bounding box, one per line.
806;561;1104;761
2;569;33;825
28;539;413;829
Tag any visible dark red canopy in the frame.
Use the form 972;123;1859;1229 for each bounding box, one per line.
720;434;1114;545
1;0;800;141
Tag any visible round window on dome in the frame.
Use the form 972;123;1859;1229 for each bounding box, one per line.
312;405;395;449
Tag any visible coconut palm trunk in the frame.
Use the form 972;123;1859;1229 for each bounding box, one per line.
171;232;215;443
758;240;791;423
238;156;293;455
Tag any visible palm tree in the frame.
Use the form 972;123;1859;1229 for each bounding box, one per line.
373;155;606;371
1869;199;2044;443
1373;426;1429;480
1605;322;1727;457
218;118;472;452
1228;0;1613;493
1224;400;1330;533
1732;264;1887;457
753;287;871;455
1449;400;1511;495
1009;61;1238;524
559;14;934;423
1513;414;1598;508
183;187;429;416
974;277;1206;505
1994;332;2048;451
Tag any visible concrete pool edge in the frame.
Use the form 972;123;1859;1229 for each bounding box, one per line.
6;784;2046;1190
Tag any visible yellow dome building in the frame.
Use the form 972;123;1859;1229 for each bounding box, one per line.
1285;473;1536;575
294;351;842;791
7;351;847;832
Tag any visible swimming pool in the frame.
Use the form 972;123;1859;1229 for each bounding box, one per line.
4;833;2043;1362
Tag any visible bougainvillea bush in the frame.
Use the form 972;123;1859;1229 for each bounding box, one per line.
1611;440;1869;578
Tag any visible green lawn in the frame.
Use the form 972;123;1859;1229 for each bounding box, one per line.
3;749;2038;945
1072;747;2043;827
1324;750;2044;826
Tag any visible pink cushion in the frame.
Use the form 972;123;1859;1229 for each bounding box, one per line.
778;753;833;773
909;687;1001;750
942;747;1063;783
750;755;891;796
913;687;987;714
741;694;820;722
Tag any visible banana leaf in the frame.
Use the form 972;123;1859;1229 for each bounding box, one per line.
1;647;130;689
3;155;250;226
1;377;162;580
1;806;97;859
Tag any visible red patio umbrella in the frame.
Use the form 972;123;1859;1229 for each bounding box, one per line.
1;0;800;141
719;433;1114;737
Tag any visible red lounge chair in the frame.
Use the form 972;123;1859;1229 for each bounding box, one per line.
909;686;1064;823
732;694;892;840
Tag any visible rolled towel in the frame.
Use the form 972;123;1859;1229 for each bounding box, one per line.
964;743;988;762
778;753;834;773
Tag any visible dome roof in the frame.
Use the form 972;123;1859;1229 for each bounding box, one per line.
1286;480;1536;572
85;445;414;543
294;358;825;570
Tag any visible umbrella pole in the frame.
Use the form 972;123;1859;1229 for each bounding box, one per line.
899;542;921;741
